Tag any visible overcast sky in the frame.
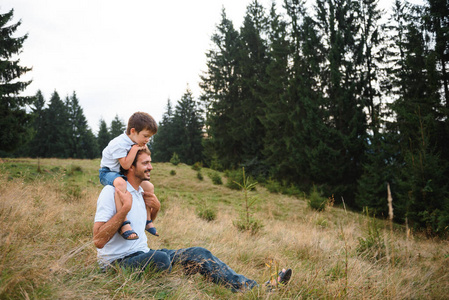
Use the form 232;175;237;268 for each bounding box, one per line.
2;0;417;133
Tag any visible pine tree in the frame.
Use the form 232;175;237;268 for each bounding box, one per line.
171;89;204;165
26;90;47;158
66;91;98;158
354;0;395;213
152;99;176;162
281;0;331;188
356;132;399;217
110;114;126;138
314;0;368;205
359;0;385;135
384;0;449;233
424;0;449;108
0;9;33;153
43;91;71;158
97;118;110;154
235;0;269;172
200;8;241;169
423;0;449;173
259;2;291;179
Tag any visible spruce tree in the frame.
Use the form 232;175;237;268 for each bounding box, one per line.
235;0;269;173
171;89;204;165
359;0;385;135
259;2;291;179
282;0;330;188
97;118;110;154
200;9;241;169
110;114;125;138
314;0;368;205
66;91;98;158
384;0;449;233
423;0;449;170
26;90;47;158
152;99;176;162
43;91;70;158
355;0;394;213
424;0;449;108
0;9;33;152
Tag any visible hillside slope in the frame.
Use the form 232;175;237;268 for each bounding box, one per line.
0;158;448;299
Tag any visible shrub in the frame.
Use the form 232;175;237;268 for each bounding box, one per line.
356;208;386;261
284;183;302;197
197;171;203;181
233;216;263;235
170;153;180;166
308;186;327;211
265;179;282;194
67;165;83;176
64;184;83;202
208;172;222;185
209;155;223;171
197;207;217;222
192;162;202;171
170;170;176;176
226;169;243;190
264;179;301;197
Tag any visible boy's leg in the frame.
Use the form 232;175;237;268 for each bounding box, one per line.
159;247;258;292
113;177;138;239
140;181;159;236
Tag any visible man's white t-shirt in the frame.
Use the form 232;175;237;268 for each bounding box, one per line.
94;183;150;267
100;133;135;172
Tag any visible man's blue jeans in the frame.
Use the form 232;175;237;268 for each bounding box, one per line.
113;247;258;292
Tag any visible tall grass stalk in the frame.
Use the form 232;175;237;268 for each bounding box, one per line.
387;182;395;266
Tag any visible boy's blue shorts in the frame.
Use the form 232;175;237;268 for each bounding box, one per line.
99;167;127;186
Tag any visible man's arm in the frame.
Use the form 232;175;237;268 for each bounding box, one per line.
93;189;132;249
118;144;146;170
143;191;160;222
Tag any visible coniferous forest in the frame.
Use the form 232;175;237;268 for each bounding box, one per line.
1;0;448;236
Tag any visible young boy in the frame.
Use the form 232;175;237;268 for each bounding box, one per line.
99;112;159;240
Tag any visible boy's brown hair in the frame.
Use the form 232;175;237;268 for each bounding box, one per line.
126;112;158;135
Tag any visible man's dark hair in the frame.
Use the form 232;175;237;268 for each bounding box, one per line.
120;148;151;175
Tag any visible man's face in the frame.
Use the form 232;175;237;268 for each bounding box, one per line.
132;152;153;182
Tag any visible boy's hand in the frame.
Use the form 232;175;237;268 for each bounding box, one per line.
115;189;132;212
133;144;147;151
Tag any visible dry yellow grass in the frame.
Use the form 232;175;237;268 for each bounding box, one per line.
0;158;448;299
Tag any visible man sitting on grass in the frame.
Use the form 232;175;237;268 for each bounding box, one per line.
93;147;291;292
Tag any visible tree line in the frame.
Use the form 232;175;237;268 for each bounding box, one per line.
0;88;129;159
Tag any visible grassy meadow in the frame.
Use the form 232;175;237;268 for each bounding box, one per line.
0;157;448;299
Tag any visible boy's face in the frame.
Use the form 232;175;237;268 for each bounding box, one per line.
129;128;153;146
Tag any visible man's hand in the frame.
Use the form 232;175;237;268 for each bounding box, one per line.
142;192;160;211
143;191;160;222
116;189;132;211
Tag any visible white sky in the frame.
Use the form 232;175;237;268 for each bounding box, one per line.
1;0;418;133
